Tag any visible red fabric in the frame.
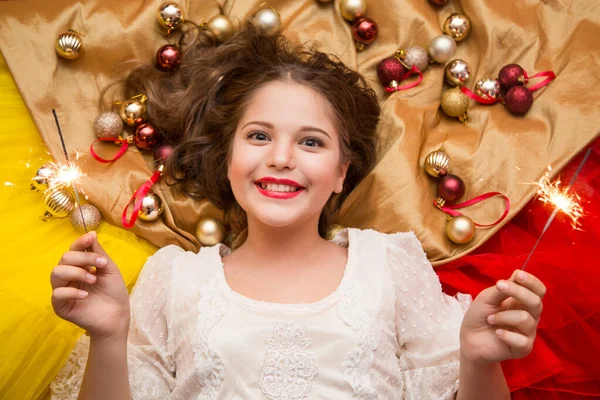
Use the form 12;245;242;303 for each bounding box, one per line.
438;135;600;399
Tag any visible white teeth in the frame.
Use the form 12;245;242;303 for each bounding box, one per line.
259;183;300;192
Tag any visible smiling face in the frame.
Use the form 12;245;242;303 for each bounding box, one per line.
227;80;349;231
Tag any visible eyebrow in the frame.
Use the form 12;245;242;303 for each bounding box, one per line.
241;120;332;140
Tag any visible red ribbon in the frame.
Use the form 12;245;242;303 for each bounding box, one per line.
434;191;511;227
122;168;163;229
384;66;424;93
460;86;502;105
90;137;132;163
523;70;556;92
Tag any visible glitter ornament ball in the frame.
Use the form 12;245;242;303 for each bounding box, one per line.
498;64;525;91
325;224;345;240
156;44;182;71
134;123;161;150
377;56;407;90
55;30;83;60
137;193;163;222
446;215;475;244
440;87;469;122
505;85;533;115
253;8;281;36
352;17;378;51
339;0;367;21
444;59;471;86
429;35;456;64
93;111;123;139
425;150;452;178
42;186;76;220
31;163;57;191
196;218;225;246
206;14;235;43
119;95;147;126
70;204;103;233
442;13;471;42
157;2;185;34
475;78;502;100
397;45;429;72
437;174;465;203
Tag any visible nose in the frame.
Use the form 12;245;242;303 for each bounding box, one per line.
266;140;296;170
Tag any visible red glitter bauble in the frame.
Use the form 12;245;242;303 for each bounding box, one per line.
156;44;182;71
134;123;161;150
505;85;534;115
352;17;378;46
498;63;525;91
376;57;407;89
438;174;465;203
154;144;174;163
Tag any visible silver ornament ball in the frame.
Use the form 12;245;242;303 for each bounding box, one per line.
429;35;457;64
402;45;429;72
475;78;502;100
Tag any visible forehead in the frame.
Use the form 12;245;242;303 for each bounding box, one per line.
238;81;338;134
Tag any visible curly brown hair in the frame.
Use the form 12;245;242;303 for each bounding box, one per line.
123;25;380;241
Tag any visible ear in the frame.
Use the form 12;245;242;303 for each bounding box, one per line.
333;161;350;194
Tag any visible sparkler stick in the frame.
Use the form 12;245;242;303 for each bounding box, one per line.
51;109;88;233
521;148;592;270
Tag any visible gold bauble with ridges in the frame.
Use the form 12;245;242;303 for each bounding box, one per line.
55;30;83;60
424;150;452;178
42;186;76;220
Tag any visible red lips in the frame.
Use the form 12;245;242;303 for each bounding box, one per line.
254;177;305;199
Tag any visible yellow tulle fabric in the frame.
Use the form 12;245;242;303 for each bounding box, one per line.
0;54;157;399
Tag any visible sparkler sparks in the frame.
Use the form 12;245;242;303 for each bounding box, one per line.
534;168;584;229
47;161;85;189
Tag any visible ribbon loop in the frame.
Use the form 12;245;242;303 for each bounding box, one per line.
90;137;132;163
433;191;511;227
523;70;556;92
460;86;503;105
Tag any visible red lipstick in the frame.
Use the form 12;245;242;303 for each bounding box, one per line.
255;177;305;199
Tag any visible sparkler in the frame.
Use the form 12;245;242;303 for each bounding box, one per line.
521;148;592;270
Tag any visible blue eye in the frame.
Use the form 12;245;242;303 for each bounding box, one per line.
248;131;269;141
301;138;324;148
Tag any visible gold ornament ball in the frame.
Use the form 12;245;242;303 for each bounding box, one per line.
339;0;367;22
42;186;76;220
444;59;471;86
253;8;281;36
119;95;147;126
55;30;83;60
325;224;345;241
446;215;476;244
70;204;103;233
196;218;226;246
157;2;185;34
475;78;502;100
424;150;452;178
440;87;469;122
93;111;124;139
31;163;57;191
442;13;472;42
137;193;163;222
206;14;235;44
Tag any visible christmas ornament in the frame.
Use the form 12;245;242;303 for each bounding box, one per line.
437;174;465;203
446;215;476;244
444;59;471;86
119;94;148;126
442;14;471;42
352;17;378;51
70;204;102;233
424;149;451;178
196;217;226;246
498;63;525;91
93;111;123;139
205;14;235;44
474;78;501;100
325;224;345;240
134;123;161;150
376;56;407;90
55;30;83;60
396;45;429;73
137;193;163;222
42;186;76;220
505;85;533;115
156;44;182;71
440;87;469;122
157;2;185;35
154;144;174;164
339;0;367;21
253;7;281;36
31;163;57;191
428;35;456;63
428;0;448;5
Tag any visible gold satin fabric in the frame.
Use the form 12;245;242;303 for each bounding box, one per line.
1;0;599;265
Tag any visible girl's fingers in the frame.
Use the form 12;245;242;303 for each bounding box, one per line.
488;310;537;336
51;265;97;290
69;232;96;252
510;270;547;299
496;280;544;320
495;328;534;359
52;287;89;303
59;251;108;269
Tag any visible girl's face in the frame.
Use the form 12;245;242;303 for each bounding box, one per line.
227;81;349;230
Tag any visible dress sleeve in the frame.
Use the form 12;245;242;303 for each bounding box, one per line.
386;232;472;400
50;245;184;400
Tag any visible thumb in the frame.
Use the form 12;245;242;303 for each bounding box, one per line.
476;283;510;307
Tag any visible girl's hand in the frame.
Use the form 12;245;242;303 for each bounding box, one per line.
50;232;131;339
459;269;546;364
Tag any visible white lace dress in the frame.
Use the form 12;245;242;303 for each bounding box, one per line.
50;228;472;400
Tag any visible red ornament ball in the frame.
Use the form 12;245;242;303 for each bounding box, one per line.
154;144;174;163
134;123;161;150
498;64;525;91
505;85;533;115
438;174;465;203
352;17;378;46
156;44;182;71
377;56;407;89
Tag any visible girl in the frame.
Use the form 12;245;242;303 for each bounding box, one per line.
50;26;546;399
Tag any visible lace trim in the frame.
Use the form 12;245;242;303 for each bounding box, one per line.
259;322;317;400
50;335;89;400
193;274;227;399
401;360;460;400
338;282;378;400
